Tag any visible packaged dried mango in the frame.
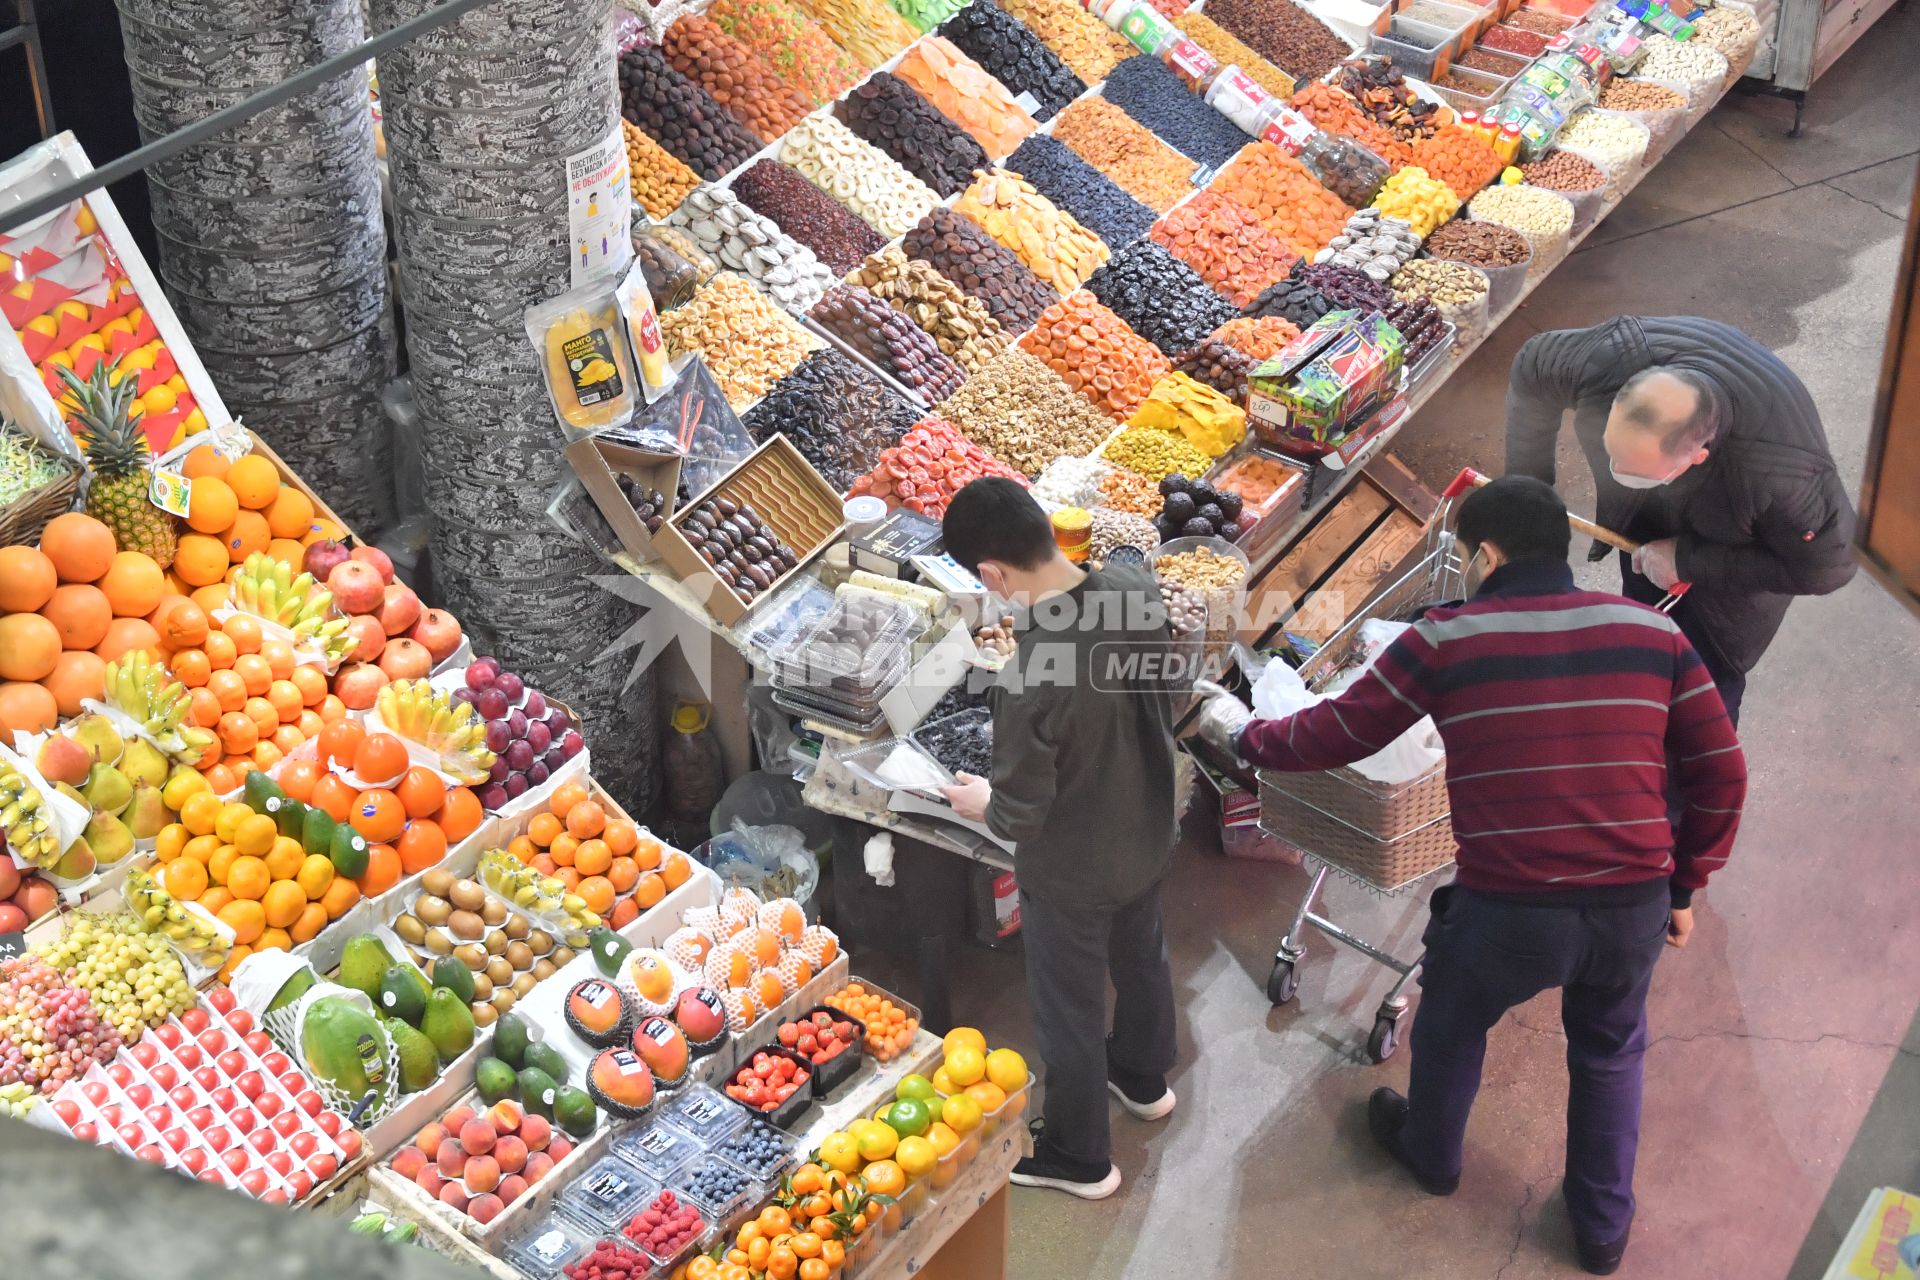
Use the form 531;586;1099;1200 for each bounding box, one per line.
614;259;677;405
525;280;637;436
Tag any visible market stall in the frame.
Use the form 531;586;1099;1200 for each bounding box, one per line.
1;0;1774;1272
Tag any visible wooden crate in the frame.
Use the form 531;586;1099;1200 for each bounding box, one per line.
244;429;362;547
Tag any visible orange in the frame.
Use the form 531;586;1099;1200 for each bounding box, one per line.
242;696;278;736
565;800;606;839
573;838;611;877
309;774;355;823
289;665;326;706
355;843;401;897
859;1159;905;1199
319;876;360;919
231;653;271;697
555;867;580;892
206;669;247;713
39;582;111;649
603;819;639;856
396;821;448;874
198;887;234;916
0;546;57;611
318;694;345;723
266;538;305;569
576;875;615;916
527;812;562;848
259;640;294;680
216;711;258;755
549;780;588;819
507;835;537;864
352;734;408;786
190;582;229;613
439;788;483;842
301;518;344;547
261;880;306;929
549;833;578;867
225;854;270;900
217;943;252;983
44;651;106;717
201;763;237;795
161;858;207;901
173;534;229;586
179;792;223;837
289;902;327;943
157;598;209;649
222;614;261;655
38;513;116;583
316;720;365;771
632;833;663;872
270;726;303;756
154;824;188;863
350;789;406;844
202;630;236;670
93;617;160;664
634;872;666;909
266;679;303;722
264;836;305;881
609;898;640;929
217;899;265;945
294;710;323;739
0;682;53;737
295;853;334;900
279;759;321;803
266;487;315;540
254;926;291;953
395;767;445;820
170;648;210;689
186;687;221;729
220;510;270;563
99;552;164;618
185;476;237;534
250;740;283;772
661;851;692;890
181;444;228;480
226;455;279;509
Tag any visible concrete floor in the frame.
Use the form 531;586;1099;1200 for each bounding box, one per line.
865;14;1920;1279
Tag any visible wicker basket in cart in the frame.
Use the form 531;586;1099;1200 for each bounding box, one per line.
1257;552;1458;891
0;455;80;548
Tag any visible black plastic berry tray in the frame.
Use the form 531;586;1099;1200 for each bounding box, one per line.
720;1045;815;1130
791;1005;868;1096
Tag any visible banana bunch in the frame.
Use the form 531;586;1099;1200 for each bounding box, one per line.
125;867;231;967
230;553;353;664
1;759;60;869
377;679;494;784
479;848;599;946
104;651;215;764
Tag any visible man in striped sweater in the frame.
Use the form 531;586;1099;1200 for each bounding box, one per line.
1198;476;1746;1275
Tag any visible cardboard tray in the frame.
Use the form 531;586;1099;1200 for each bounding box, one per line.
653;435;847;627
563;434;683;564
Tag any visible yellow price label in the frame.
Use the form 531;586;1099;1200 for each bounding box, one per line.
148;469;191;517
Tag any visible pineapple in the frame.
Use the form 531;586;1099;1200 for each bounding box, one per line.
56;359;177;568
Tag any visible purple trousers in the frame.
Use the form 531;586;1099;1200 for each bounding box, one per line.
1402;885;1671;1244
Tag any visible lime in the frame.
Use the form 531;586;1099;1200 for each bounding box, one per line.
884;1097;932;1139
896;1073;938;1104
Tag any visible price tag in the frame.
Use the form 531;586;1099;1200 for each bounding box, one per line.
1012;90;1042;116
149;469;191;516
0;932;25;961
1190;164;1217;187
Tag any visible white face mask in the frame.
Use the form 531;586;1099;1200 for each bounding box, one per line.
1609;457;1686;490
1462;545;1492;596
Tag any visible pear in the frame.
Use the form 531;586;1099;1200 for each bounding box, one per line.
80;763;133;817
52;838;97;881
83;812;134;866
123;784;167;841
120;740;169;789
55;782;88;807
35;736;92;788
68;714;124;767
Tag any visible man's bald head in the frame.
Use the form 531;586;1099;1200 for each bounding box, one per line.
1603;366;1720;485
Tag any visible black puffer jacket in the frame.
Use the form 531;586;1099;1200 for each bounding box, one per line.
1504;315;1855;676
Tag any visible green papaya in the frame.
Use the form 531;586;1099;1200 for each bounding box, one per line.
431;957;475;1005
300;997;393;1109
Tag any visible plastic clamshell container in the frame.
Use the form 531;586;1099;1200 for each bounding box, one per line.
1403;319;1458;389
824;975;924;1063
909;706;993;781
835;734;954;796
710;1116;801;1185
793;1005;868;1095
1370;28;1443;75
774;593;926;698
978;1076;1034;1138
668;1153;757;1224
612;1118;707;1182
556;1155;662;1234
621;1190;713;1271
722;1044;816;1130
501;1207;599;1280
1428;64;1509;111
660;1083;750;1147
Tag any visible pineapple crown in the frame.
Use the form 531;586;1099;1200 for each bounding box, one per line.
55;357;150;478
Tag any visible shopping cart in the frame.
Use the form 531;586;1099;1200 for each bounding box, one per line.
1258;467;1689;1063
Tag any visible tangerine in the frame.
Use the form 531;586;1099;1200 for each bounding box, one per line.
661;851;692;890
93;617;160;663
161;858;207;901
527;812;562;848
205;669;246;714
573;838;611;877
158;599;209;649
634;873;666;909
259;640;295;680
172;534;229;587
233;814;277;858
264;836;305;881
179;792;222;836
439;788;483;842
319;876;360;919
289;664;326;706
289;902;328;943
218;899;265;945
262;881;306;929
242;696;278;736
266;679;303;722
202;630;237;670
225;855;269;901
222;614;262;655
295;854;334;901
576;875;615;916
170;648;211;689
216;711;258;754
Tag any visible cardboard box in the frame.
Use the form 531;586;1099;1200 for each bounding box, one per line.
563;434;683;562
878;619;984;735
1246;310;1405;457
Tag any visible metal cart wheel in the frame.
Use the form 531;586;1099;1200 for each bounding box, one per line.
1367;1016;1399;1063
1267;958;1298;1006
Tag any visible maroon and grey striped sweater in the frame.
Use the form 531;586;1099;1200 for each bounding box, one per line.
1238;560;1746;907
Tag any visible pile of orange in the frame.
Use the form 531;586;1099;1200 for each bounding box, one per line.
169;445;347;612
0;512;175;733
153;793;358;981
158;607;348;791
505;779;689;929
277;720;483;898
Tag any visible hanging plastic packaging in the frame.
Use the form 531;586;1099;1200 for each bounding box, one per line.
614;258;676;405
525;279;637;436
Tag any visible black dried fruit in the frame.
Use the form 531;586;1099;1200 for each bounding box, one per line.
1216;491;1244;521
1100;54;1253;170
1196;503;1225;528
1163;492;1196;522
1160;473;1191;496
1086;240;1238;357
1006;134;1156;249
1181;516;1216;537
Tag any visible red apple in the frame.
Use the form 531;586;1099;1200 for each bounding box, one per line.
221;1147;250;1175
328;559;385;614
136;1144;166;1164
243;1032;272;1056
195;1029;227;1056
409;609;463;664
124;1083;152;1108
115;1123;144;1150
143;1105;173;1129
332;663;388;711
131;1042;159;1069
306;1153;338;1181
230;1108;257;1134
240;1169;271;1197
344;614;386;663
217;1050;248;1078
53;1100;80;1126
255;1092;283;1120
294;1090;323;1117
82;1082;108;1106
377;638;432;680
377;582;422;637
349;544;395;583
302;539;352;581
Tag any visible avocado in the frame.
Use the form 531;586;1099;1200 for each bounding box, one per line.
329;825;369;880
420;988;475;1063
517;1067;559;1118
243;769;287;815
492;1012;532;1070
553;1086;597;1138
475;1056;518;1105
523;1041;568;1085
271;795;308;841
588;927;631;977
337;935;395;1003
301;806;336;859
377;965;426;1026
431;956;475;1005
388;1018;438;1092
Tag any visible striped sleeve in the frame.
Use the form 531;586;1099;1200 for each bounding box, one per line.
1237;630;1434;772
1665;634;1746;907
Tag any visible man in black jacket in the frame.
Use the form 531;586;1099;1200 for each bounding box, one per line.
1505;315;1855;722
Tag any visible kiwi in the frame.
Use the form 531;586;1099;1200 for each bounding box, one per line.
511;973;538;998
503;916;530;942
472;1003;497;1028
532;959;558;981
425;931;454;957
480;899;508;927
392;914;426;945
550;946;576;968
414;895;452;927
490;990;517;1016
455;943;488;971
527;930;554;956
486;956;513;986
448;910;485;940
471;973;495;1002
421;868;456;898
505;941;534;971
449;880;486;913
483;931;508;957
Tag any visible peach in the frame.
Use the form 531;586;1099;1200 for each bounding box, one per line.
412;1166;445;1197
350;545;395;584
496;1174;528;1205
458;1118;496;1155
344;615;386;663
437;1181;469;1213
390;1147;427;1179
378;582;421;637
547;1137;573;1163
522;1151;554;1184
408;609;463;664
463;1153;501;1193
467;1192;505;1225
327;560;385;615
516;1114;551;1151
441;1106;476;1134
414;1121;447;1157
435;1137;466;1179
377;638;432;680
486;1100;523;1135
491;1135;527;1175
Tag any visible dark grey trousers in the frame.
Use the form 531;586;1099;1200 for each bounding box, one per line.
1018;882;1178;1168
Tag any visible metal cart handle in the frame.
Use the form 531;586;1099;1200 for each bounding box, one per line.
1443;468;1691;604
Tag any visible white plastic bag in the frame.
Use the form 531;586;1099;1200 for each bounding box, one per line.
1249;622;1443;785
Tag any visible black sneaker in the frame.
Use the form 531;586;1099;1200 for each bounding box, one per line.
1575;1225;1631;1276
1106;1044;1176;1121
1366;1088;1459;1196
1010;1120;1123;1200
